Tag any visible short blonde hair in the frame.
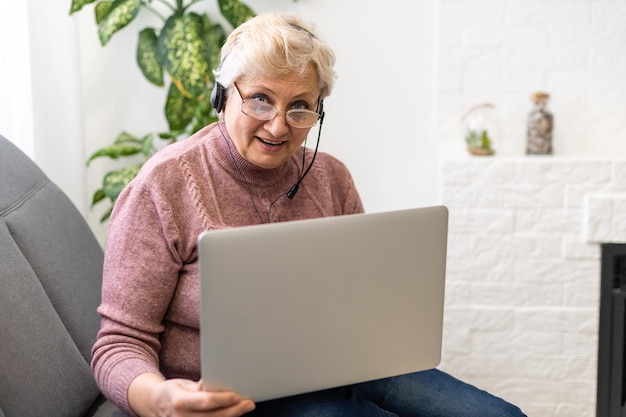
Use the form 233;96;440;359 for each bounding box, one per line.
214;12;336;100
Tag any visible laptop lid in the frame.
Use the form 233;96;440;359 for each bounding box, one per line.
199;205;448;401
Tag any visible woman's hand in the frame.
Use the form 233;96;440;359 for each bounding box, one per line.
128;372;256;417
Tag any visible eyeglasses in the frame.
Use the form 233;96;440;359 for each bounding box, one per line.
232;83;321;129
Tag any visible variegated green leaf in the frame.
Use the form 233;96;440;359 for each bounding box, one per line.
200;14;227;77
191;90;217;134
158;131;181;140
70;0;97;14
165;82;196;131
97;0;142;45
91;188;114;222
100;206;114;223
102;163;142;201
218;0;255;29
114;131;141;144
158;13;212;98
86;143;142;166
95;0;113;24
140;133;155;157
137;28;164;87
91;188;106;207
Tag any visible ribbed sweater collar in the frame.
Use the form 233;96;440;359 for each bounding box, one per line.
210;121;298;188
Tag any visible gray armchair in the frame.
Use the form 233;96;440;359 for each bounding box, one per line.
0;135;123;416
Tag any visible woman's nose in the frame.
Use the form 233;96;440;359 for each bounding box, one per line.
265;111;290;136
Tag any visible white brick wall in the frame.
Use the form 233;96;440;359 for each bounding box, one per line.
438;0;626;158
440;157;626;417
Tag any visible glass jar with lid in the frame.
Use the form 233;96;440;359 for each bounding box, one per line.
526;92;553;155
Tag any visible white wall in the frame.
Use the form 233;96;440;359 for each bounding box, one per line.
0;1;86;213
0;2;34;156
29;1;87;213
75;0;438;244
438;0;626;158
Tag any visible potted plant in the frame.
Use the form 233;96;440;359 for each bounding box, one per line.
70;0;256;221
464;129;494;155
461;102;499;156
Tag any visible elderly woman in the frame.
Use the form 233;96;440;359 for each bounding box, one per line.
91;12;526;417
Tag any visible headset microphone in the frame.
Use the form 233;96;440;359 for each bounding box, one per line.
286;109;325;199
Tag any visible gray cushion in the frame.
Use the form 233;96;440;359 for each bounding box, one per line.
84;396;128;417
0;136;122;416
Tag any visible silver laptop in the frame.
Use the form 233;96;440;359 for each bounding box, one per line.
199;205;448;401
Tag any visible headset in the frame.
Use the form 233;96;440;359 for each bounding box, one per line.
211;82;227;114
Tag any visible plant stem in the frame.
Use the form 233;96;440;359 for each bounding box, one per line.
153;0;176;13
182;0;206;12
142;2;168;21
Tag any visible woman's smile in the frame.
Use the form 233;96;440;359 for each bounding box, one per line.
256;136;287;148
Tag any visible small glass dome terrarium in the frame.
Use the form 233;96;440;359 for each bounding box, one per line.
461;103;501;156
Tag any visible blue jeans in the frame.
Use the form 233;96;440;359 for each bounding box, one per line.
248;369;526;417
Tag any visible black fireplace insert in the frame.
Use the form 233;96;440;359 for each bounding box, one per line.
597;243;626;417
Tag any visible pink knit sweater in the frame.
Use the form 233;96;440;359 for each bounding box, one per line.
91;122;364;415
